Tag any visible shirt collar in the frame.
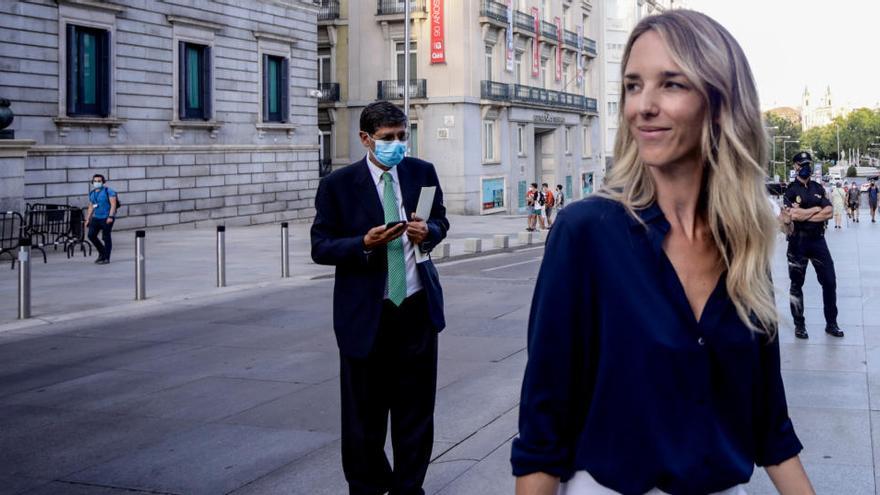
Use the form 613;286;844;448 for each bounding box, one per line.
365;154;399;187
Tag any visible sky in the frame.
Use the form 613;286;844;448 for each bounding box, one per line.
686;0;879;111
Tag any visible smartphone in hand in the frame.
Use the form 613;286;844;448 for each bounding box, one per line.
385;220;407;230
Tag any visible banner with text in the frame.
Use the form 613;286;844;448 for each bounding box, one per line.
505;0;514;72
555;17;562;82
576;25;584;86
531;7;540;77
430;0;446;64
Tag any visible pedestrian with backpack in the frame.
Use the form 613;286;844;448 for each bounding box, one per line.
85;174;118;264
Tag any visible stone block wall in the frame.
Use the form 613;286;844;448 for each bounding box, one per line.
24;147;319;230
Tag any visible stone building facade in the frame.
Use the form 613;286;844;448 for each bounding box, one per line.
318;0;603;215
0;0;320;229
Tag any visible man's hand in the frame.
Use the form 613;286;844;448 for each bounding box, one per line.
406;213;429;245
106;217;114;224
363;222;406;250
779;206;792;225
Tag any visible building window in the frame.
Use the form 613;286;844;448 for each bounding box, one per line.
563;63;570;92
483;120;496;161
66;25;110;117
409;123;419;156
395;41;417;82
517;125;525;155
317;52;331;85
485;44;494;81
515;52;523;85
179;41;212;120
582;126;591;157
608;101;618;116
262;55;289;123
541;59;548;88
564;126;571;154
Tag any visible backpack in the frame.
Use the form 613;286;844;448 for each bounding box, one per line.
537;192;546;206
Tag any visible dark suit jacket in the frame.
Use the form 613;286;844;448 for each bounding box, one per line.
311;156;449;358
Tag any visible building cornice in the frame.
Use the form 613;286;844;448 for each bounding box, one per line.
253;30;299;46
55;0;125;15
166;15;224;32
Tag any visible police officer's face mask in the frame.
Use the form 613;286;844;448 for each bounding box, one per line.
797;164;812;179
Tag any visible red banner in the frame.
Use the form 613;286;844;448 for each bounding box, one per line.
430;0;445;64
555;17;563;82
531;7;540;77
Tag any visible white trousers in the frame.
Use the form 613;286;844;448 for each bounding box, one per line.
558;471;747;495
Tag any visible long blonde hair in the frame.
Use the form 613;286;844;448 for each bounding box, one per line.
600;10;778;336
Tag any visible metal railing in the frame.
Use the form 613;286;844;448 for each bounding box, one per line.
563;29;580;49
585;37;598;56
480;0;508;23
514;10;535;33
541;20;558;42
377;79;427;100
317;0;340;21
481;80;599;114
377;0;425;15
318;82;340;103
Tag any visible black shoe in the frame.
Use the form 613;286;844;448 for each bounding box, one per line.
97;259;110;265
794;327;809;339
94;257;105;264
825;325;845;338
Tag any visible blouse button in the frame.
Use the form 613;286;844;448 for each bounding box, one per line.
697;337;705;346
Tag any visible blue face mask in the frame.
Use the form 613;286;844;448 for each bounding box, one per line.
371;138;407;168
797;164;812;179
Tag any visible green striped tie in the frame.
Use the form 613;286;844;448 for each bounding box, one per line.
382;172;407;306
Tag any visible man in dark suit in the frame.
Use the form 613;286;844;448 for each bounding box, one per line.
311;101;449;495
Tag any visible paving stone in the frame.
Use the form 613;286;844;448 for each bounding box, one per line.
0;475;51;495
222;378;341;434
227;440;348;495
0;405;197;479
434;438;516;495
789;406;872;467
779;343;866;372
107;376;304;422
65;423;335;495
781;370;869;410
0;362;108;400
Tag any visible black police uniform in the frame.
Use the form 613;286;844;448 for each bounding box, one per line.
783;177;841;337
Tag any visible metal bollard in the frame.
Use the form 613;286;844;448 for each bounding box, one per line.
281;222;290;278
135;230;146;301
18;238;31;319
216;225;226;287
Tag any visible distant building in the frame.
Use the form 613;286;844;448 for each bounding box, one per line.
318;0;603;215
1;0;320;229
766;107;802;128
801;85;849;131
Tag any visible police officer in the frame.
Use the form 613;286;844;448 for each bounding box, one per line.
781;151;844;339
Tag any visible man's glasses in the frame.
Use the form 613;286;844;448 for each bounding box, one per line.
369;131;409;142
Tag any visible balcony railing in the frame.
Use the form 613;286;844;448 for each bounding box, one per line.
377;0;425;15
514;10;535;33
541;20;559;42
563;29;579;49
377;79;427;100
318;0;339;21
584;37;597;57
318;82;340;103
480;0;508;24
481;80;598;114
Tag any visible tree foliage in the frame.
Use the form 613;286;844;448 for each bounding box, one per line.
798;108;880;163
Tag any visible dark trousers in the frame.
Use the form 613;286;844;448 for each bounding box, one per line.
87;218;114;261
339;291;437;495
788;233;838;328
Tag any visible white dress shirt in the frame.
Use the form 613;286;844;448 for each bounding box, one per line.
559;471;746;495
366;157;423;299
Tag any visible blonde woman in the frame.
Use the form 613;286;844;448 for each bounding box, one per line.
830;181;846;228
511;10;813;495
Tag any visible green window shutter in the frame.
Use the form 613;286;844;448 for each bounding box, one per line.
66;25;77;116
178;41;186;119
81;31;97;106
202;46;212;120
262;54;270;122
280;58;289;123
187;45;200;112
98;30;110;117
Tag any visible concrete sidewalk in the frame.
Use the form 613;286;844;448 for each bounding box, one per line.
0;213;545;327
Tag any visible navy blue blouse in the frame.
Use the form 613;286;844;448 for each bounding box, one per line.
511;197;802;495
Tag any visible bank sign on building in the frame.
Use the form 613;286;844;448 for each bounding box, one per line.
1;0;320;229
318;0;603;215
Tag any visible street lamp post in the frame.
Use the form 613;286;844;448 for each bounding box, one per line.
765;126;778;177
772;135;790;180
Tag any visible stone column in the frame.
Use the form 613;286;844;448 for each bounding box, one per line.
0;140;36;213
